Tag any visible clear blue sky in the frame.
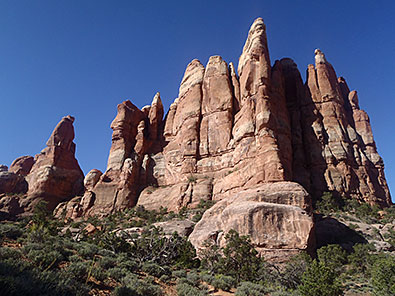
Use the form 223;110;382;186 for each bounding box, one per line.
1;1;394;201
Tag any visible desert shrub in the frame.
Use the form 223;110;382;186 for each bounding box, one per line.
98;255;117;269
115;254;139;273
172;269;188;279
315;192;344;214
176;282;208;296
280;252;312;290
114;274;162;296
128;226;198;268
211;274;236;291
317;244;347;274
142;261;170;278
348;243;375;275
0;223;23;240
107;267;129;281
31;201;60;235
0;259;89;296
371;255;395;296
200;230;264;283
235;281;267;296
192;212;203;222
200;239;222;273
186;271;201;286
381;205;395;224
199;271;214;284
77;242;99;259
97;231;132;253
298;259;343;296
25;248;63;270
270;289;301;296
191;199;216;222
0;246;22;260
65;261;90;282
159;274;171;283
91;265;107;282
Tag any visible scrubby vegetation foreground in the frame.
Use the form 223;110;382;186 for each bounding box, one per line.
0;197;394;296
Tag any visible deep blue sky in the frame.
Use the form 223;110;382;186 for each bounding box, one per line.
1;1;394;201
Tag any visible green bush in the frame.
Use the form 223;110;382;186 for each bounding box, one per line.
280;252;312;290
0;223;23;240
65;261;90;282
211;274;235;291
218;230;264;283
235;281;267;296
317;244;347;274
176;282;208;296
0;246;22;260
114;274;162;296
142;262;170;278
172;269;188;279
107;267;130;281
348;243;375;275
298;260;343;296
371;255;395;296
315;192;343;214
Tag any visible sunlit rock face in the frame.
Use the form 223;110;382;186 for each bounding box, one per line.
24;116;84;211
3;17;389;260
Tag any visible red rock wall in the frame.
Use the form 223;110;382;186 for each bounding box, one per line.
58;18;391;218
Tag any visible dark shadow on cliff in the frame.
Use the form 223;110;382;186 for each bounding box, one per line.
314;214;368;252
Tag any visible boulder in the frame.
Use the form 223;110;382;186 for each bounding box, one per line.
189;182;314;262
9;156;34;176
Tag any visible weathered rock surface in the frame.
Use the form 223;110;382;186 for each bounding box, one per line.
0;194;23;219
0;171;27;194
4;17;390;260
9;156;34;176
189;182;314;261
153;219;195;237
24;116;84;210
84;169;102;191
57;18;390;225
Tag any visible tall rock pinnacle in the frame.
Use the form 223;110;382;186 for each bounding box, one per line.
25;116;84;210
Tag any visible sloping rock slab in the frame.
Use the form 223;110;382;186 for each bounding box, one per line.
189;182;314;261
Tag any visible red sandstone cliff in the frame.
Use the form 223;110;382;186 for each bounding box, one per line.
1;17;391;257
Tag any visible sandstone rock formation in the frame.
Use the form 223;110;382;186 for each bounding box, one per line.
189;182;314;261
0;170;27;195
4;17;391;259
24;115;84;210
9;156;34;176
56;17;390;223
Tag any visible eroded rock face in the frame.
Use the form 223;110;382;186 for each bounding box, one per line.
189;182;314;262
293;49;391;206
25;116;84;211
60;17;390;220
0;171;27;194
49;18;390;259
88;94;165;216
9;156;34;176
